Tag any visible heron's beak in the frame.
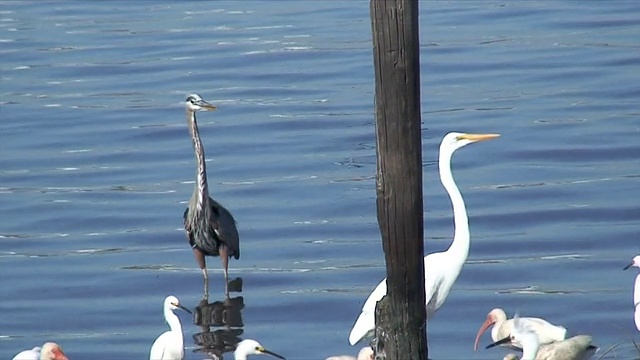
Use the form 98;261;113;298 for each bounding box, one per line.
259;347;286;360
457;133;500;142
624;262;634;270
485;334;512;349
172;302;193;314
196;99;217;111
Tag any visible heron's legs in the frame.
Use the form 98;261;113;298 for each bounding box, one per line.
219;245;230;298
193;248;209;299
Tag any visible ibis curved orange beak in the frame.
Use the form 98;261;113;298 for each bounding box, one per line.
473;316;495;351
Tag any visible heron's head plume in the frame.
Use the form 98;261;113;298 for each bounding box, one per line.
185;93;217;112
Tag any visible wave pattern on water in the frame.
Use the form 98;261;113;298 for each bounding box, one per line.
1;1;639;360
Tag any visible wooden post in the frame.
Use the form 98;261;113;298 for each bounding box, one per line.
370;1;427;360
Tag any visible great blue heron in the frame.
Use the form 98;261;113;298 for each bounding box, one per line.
183;93;240;299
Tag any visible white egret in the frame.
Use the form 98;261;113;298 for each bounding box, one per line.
325;346;374;360
233;339;286;360
12;343;68;360
348;132;500;345
623;255;640;331
149;295;192;360
473;308;566;351
486;314;598;360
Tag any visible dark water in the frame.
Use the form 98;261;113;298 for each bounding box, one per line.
1;1;639;359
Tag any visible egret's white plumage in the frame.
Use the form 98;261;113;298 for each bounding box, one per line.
233;339;286;360
486;314;598;360
623;255;640;331
12;343;67;360
348;132;499;345
473;308;566;351
149;295;192;360
325;346;374;360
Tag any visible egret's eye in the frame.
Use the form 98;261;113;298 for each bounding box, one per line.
255;347;260;351
190;99;196;104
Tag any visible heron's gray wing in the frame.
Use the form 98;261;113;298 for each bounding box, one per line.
183;207;197;247
209;197;240;259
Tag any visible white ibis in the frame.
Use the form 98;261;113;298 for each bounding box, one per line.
348;132;500;345
233;339;286;360
474;308;566;351
149;295;192;360
12;343;68;360
623;255;640;332
486;314;598;360
325;347;374;360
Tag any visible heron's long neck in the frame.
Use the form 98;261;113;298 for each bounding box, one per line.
187;110;209;209
439;148;470;269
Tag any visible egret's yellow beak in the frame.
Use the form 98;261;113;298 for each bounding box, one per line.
457;133;500;142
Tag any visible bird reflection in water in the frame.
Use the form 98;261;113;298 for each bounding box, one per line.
193;277;245;359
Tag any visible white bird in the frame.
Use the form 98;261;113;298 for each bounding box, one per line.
12;343;68;360
149;295;192;360
325;346;374;360
473;308;566;351
233;339;286;360
486;314;598;360
348;132;500;345
623;255;640;332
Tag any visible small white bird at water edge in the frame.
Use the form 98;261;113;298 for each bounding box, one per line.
485;313;598;360
12;342;68;360
473;308;566;351
623;255;640;332
325;346;374;360
233;339;286;360
149;295;192;360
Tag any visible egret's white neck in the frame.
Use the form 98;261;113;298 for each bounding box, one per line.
521;342;539;360
438;147;470;273
634;274;640;307
165;307;183;338
234;350;248;360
